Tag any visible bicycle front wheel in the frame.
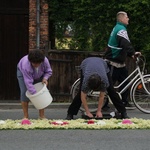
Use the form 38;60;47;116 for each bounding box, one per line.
131;75;150;114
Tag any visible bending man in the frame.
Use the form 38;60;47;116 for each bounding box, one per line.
66;57;129;120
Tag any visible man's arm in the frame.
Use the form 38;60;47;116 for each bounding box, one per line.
96;91;105;118
81;91;105;118
81;91;94;118
117;30;135;57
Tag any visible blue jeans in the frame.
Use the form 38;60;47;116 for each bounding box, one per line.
17;68;29;101
17;68;42;101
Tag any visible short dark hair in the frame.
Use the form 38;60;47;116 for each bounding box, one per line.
88;74;103;91
28;49;45;63
117;11;127;22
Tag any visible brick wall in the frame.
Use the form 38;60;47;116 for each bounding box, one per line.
29;0;49;51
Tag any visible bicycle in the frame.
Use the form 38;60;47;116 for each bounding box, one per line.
70;55;150;114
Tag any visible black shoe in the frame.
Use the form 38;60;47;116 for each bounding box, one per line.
121;112;130;119
66;114;73;120
124;103;136;110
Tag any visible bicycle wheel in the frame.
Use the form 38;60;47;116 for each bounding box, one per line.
71;78;109;113
131;75;150;114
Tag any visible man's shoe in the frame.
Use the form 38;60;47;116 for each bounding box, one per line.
124;103;136;110
121;112;130;119
65;114;73;120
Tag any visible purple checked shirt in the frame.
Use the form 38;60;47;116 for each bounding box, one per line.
17;55;52;94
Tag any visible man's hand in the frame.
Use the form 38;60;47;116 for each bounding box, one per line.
96;111;103;118
132;51;141;59
86;112;94;118
135;52;141;55
96;92;105;118
81;91;94;118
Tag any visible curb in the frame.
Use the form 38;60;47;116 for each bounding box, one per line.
0;102;71;109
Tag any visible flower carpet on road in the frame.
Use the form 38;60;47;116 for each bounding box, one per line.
0;118;150;130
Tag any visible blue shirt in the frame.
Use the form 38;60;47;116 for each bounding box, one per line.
80;57;109;93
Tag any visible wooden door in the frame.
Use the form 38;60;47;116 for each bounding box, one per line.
0;0;29;100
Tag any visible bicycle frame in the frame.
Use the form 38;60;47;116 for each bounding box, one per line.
70;55;150;113
70;78;80;95
70;56;150;98
115;66;142;94
114;57;150;96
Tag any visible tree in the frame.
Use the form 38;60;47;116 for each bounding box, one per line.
48;0;150;56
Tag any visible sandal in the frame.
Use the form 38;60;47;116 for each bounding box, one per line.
38;116;48;120
22;117;29;120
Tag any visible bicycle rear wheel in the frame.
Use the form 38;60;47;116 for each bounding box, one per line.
131;75;150;114
71;78;109;113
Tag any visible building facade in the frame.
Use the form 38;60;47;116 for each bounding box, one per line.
0;0;49;100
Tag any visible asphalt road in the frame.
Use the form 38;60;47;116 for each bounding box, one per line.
0;106;150;150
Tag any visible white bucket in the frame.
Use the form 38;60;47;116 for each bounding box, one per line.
26;82;53;110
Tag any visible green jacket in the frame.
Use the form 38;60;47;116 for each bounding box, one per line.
105;22;135;64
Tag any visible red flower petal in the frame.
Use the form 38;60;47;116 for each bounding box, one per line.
51;121;69;125
87;120;95;124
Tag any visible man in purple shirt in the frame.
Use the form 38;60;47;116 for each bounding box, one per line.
66;57;129;120
17;49;52;120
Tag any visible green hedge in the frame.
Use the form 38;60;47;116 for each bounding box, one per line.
49;0;150;67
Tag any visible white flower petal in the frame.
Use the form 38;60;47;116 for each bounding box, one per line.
97;120;106;125
0;120;5;124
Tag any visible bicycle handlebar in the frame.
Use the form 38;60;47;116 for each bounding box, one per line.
134;55;146;73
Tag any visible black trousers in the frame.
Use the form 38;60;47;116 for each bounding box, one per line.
67;72;126;115
108;64;129;104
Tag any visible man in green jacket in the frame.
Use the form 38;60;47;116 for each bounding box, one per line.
105;11;141;108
